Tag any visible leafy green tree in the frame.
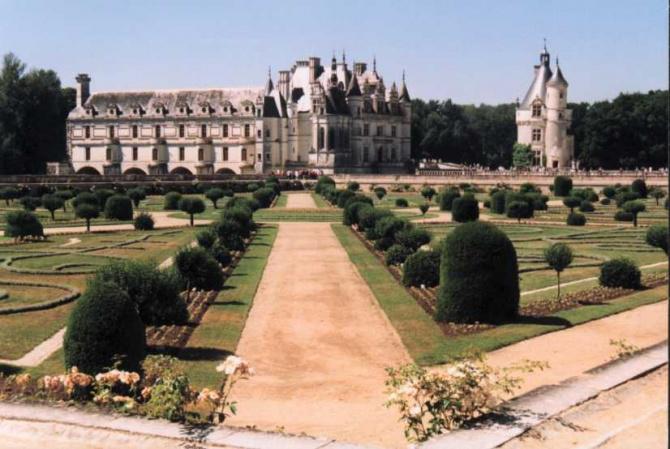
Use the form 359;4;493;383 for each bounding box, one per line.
650;188;666;206
54;190;73;211
75;203;99;232
622;200;646;227
511;143;533;168
178;197;206;226
420;186;436;202
41;194;64;220
544;243;573;299
374;186;387;201
0;187;19;206
563;196;581;213
204;188;225;208
506;201;532;223
645;225;668;254
4;210;44;240
19;196;40;211
127;187;146;207
419;203;430;215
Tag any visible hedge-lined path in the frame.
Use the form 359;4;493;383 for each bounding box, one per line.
0;211;211;237
284;192;318;209
467;298;668;398
520;261;668;296
227;222;411;448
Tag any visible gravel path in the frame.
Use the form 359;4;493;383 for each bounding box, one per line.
226;222;411;448
285;192;318;209
0;328;66;367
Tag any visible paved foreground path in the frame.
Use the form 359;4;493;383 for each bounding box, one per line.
285;192;317;209
227;222;411;448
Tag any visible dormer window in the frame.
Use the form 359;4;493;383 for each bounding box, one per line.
532;103;542;117
180;108;184;113
155;108;160;113
201;107;207;113
133;109;138;114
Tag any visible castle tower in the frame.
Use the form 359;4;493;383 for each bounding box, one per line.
544;59;572;168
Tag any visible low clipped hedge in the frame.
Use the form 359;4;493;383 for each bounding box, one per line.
402;250;440;288
437;221;519;323
64;280;146;374
599;258;641;289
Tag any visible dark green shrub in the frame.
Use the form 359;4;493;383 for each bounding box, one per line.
134;212;154;230
4;210;44;240
599;258;641;289
419;203;430;215
562;196;581;213
439;189;460;211
385;244;413;266
253;187;276;208
600;198;611;205
553;176;573;196
602;186;616;199
567;212;586;226
247;183;260;192
353;203;375;226
519;183;540;194
579;201;595;212
646;225;668;254
104;195;133;220
225;196;260;212
94;260;188;325
19;196;41;211
650;188;666;205
41;194;64;220
211;243;232;267
437;222;519;323
374;237;395;251
343;201;369;226
174;246;224;291
543;243;573;299
395;198;409;208
614;211;634;222
178;197;206;226
451;195;479;223
221;206;255;237
0;187;19;206
127;188;146;207
213;218;245;251
421;186;436;202
336;189;356;208
64;280;146;374
402;250;440;287
72;192;98;208
483;199;491;209
374;216;411;243
346;181;360;191
164;192;182;210
395;228;431;251
615;191;640;207
93;189;114;209
631;179;648;198
75;203;99;232
343;194;373;209
205;188;225;208
490;191;506;214
196;229;217;249
358;207;392;231
507;201;533;223
373;186;387;200
622;200;646;227
315;176;335;194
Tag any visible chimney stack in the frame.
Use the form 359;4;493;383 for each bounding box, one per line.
278;70;290;100
308;57;320;83
76;73;91;107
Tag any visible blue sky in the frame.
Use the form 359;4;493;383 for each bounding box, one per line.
0;0;665;104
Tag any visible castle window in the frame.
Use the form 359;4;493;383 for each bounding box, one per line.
391;126;397;137
244;124;250;137
245;106;249;112
265;153;271;162
84;126;90;138
198;148;204;161
357;107;361;117
201;107;207;113
179;125;185;138
85;147;91;161
201;124;207;138
258;153;262;162
106;147;112;161
318;127;325;149
155;125;161;138
363;146;369;162
155;108;161;114
363;124;369;136
376;126;383;137
391;147;396;161
223;147;229;161
257;129;262;139
241;148;247;161
265;129;270;138
109;126;115;139
320;108;324;115
532;104;542;117
377;147;383;162
152;148;158;161
132;147;138;161
132;125;138;138
559;92;564;99
223;124;229;137
179;147;185;161
532;128;542;142
328;127;335;150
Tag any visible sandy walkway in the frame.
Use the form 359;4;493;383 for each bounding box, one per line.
285;192;317;209
227;222;411;448
0;328;66;367
484;299;668;397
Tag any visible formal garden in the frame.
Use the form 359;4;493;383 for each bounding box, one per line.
0;173;667;444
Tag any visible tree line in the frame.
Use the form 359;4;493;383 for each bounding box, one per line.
411;89;667;169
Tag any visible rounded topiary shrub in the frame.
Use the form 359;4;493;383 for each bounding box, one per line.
646;225;668;254
343;201;370;226
567;212;587;226
631;179;648;198
221;206;255;237
579;200;595;212
211;243;232;267
602;186;616;199
402;249;440;288
93;189;115;209
64;280;146;374
213;218;246;251
134;212;154;230
358;207;392;232
196;229;217;249
104;195;133;220
72;192;98;208
253;187;276;208
4;210;44;240
385;244;413;266
490;191;507;214
336;189;356;208
164;192;182;210
395;198;409;208
395;228;431;251
507;201;533;223
553;176;573;197
599;258;641;289
614;211;634;222
226;196;260;212
127;187;146;208
451;195;479;223
437;222;519;323
600;198;611;205
174;246;224;291
439;189;461;211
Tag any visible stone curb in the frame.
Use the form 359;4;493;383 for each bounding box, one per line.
420;341;668;449
0;400;378;449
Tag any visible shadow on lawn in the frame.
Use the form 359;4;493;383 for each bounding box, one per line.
149;346;233;361
0;363;22;376
513;315;573;327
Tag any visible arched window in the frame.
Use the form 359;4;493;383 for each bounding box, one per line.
198;148;204;161
106;147;112;161
241;147;247;161
201;124;207;137
318;127;325;149
155;125;161;138
152;148;158;161
222;147;229;161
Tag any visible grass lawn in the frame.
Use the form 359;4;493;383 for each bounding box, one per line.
333;223;668;366
310;192;330;208
254;208;342;222
180;224;278;389
273;194;288;208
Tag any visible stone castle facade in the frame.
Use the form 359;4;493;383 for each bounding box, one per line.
515;46;574;168
65;55;412;176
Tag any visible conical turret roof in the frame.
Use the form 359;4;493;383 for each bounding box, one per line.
547;60;568;87
346;74;361;97
399;72;410;102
